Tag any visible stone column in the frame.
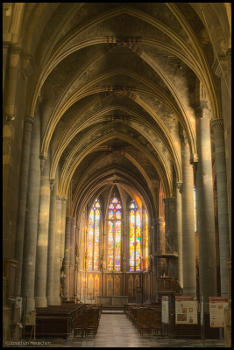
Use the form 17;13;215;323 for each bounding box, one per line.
214;51;231;246
64;217;72;300
181;133;196;296
210;118;230;296
3;42;9;94
163;197;178;279
47;179;61;305
74;225;79;299
60;198;67;264
55;196;63;302
195;111;217;311
22;116;41;313
15;116;34;297
35;156;51;307
176;183;183;288
69;218;76;300
3;46;21;256
156;217;166;278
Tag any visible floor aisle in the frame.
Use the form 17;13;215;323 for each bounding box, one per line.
16;313;225;348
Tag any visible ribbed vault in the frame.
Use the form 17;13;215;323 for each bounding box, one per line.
18;2;224;224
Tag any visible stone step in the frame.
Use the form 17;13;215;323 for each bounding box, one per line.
102;305;124;310
102;310;125;314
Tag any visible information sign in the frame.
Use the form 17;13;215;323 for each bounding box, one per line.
209;297;228;328
175;296;198;325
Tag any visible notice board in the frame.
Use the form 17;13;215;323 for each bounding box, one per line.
209;297;228;328
175;296;198;325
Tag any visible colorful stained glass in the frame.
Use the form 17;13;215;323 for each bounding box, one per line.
87;200;100;271
135;210;141;270
116;211;121;220
107;196;122;271
115;220;121;270
144;210;149;270
108;210;114;220
129;202;143;271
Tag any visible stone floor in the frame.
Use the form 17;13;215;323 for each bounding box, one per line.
8;313;226;348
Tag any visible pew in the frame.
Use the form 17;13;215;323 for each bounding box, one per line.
26;303;102;339
74;304;102;337
35;304;84;338
124;304;161;336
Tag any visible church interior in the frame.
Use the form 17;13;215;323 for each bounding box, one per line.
3;3;231;347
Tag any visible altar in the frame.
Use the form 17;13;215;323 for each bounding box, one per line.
96;296;128;306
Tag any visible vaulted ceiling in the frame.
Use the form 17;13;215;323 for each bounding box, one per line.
8;3;230;217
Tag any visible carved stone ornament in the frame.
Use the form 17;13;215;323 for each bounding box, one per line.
210;118;224;131
176;182;183;193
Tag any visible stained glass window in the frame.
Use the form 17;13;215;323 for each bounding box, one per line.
107;197;122;271
87;199;100;271
143;210;149;270
129;200;142;271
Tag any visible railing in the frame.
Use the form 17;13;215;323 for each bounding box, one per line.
158;277;182;294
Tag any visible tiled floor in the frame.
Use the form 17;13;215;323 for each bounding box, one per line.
14;313;225;348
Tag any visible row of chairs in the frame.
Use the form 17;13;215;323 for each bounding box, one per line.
34;303;102;338
35;303;84;338
124;304;161;336
74;304;102;337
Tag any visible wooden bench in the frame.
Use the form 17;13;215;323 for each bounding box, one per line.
74;304;102;337
35;304;84;338
124;304;161;336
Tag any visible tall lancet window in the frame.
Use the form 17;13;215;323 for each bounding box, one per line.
87;199;100;271
143;209;149;271
107;197;122;271
129;200;141;271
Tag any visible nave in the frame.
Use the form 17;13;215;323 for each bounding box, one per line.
3;3;231;346
18;311;225;348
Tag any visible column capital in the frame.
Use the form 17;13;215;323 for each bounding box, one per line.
10;44;22;56
192;153;199;163
5;113;15;122
210;118;224;131
50;179;55;191
56;195;67;202
193;101;211;118
3;41;11;49
176;182;183;193
24;116;34;125
39;154;47;175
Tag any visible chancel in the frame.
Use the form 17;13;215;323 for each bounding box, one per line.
3;2;231;347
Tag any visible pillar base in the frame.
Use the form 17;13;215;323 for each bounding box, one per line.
47;296;61;306
35;296;47;308
24;296;35;313
224;303;231;347
201;313;219;339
